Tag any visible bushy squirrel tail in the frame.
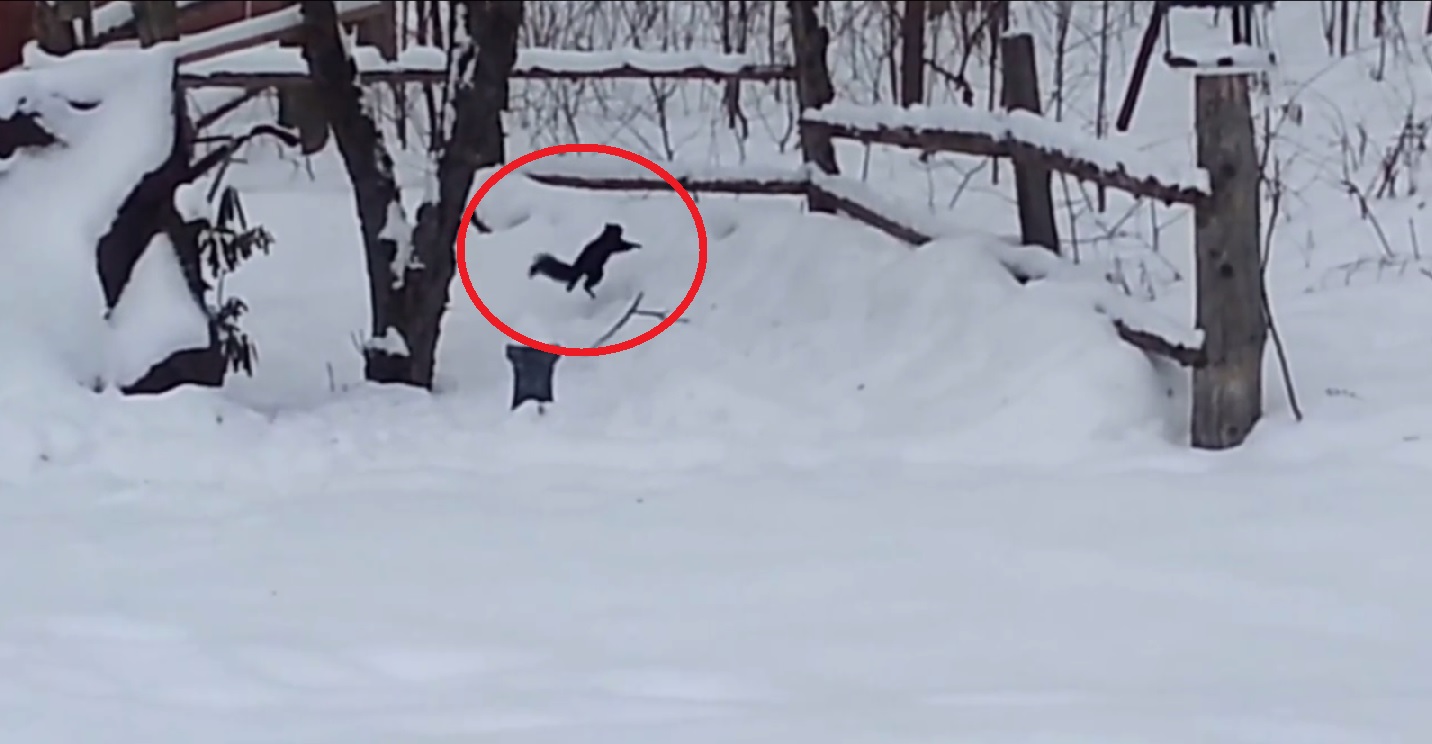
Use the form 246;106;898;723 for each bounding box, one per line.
529;253;581;285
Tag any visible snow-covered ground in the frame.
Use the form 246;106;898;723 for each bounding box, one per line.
2;3;1432;742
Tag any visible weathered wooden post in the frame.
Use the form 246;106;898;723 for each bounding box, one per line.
1191;71;1266;450
1000;32;1060;254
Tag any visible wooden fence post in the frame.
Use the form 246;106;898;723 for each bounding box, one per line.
1000;32;1060;254
1191;72;1266;450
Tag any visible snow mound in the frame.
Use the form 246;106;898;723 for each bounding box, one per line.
0;46;198;393
226;185;1168;458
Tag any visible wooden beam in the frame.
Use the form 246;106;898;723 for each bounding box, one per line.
524;171;809;195
180;63;795;89
802;120;1206;206
809;181;934;245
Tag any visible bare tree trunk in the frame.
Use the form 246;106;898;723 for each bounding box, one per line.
1191;73;1266;450
1339;0;1351;55
1001;32;1059;254
1095;0;1111;211
721;0;752;138
298;0;522;389
899;0;927;106
278;32;333;156
1116;2;1167;132
1052;0;1072;120
788;0;840;213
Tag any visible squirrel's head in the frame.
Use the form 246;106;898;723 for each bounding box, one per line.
602;223;623;238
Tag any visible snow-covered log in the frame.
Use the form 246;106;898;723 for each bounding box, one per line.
802;102;1209;206
179;44;794;88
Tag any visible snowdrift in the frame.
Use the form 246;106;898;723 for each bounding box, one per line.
219;172;1171;458
0;45;213;401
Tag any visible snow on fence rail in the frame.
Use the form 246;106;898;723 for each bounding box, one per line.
179;45;796;88
520;155;952;244
166;0;386;65
800;101;1209;207
524;157;946;248
522;156;810;196
88;0;209;45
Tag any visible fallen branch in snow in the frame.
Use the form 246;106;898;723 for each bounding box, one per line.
806;170;958;245
806;181;934;245
1111;320;1207;367
987;242;1206;368
591;294;691;348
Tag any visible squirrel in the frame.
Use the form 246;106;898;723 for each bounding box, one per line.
528;223;641;298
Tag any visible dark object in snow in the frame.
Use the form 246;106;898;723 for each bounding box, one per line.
0;112;57;159
506;344;560;411
528;223;641;298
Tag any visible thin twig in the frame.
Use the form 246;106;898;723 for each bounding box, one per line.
1261;146;1303;422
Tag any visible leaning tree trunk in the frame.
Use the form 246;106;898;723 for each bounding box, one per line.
298;0;523;389
95;82;228;395
788;0;840;214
